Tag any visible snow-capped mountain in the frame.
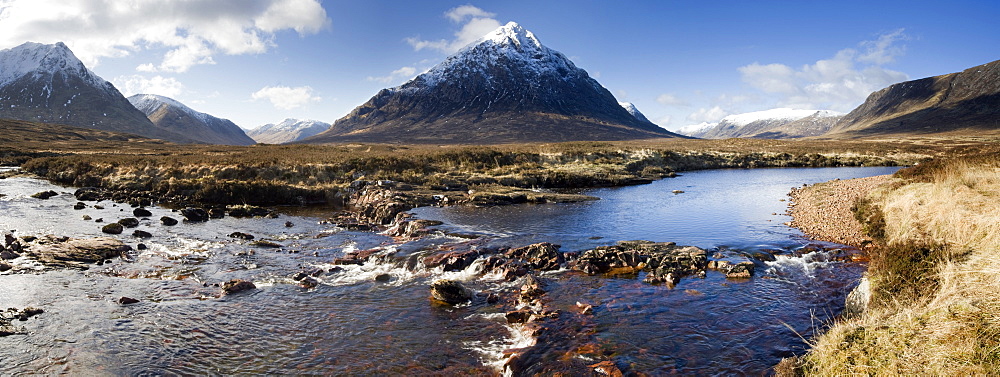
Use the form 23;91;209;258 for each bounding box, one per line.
688;108;843;139
306;22;682;144
0;42;196;143
248;118;331;144
618;101;653;124
127;94;255;145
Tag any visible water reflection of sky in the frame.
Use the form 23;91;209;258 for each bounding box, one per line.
414;166;901;251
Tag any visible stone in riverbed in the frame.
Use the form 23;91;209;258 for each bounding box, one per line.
102;223;124;234
1;250;20;260
0;262;11;272
31;190;58;199
118;218;140;228
133;208;152;217
725;262;755;279
429;279;473;305
228;232;255;240
74;187;102;201
208;208;226;219
26;237;132;268
160;216;178;226
221;279;256;295
118;297;140;305
180;208;209;222
74;202;87;210
506;242;565;271
250;240;282;248
132;230;152;238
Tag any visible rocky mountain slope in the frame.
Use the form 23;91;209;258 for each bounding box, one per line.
305;22;681;144
827;59;1000;137
248;118;331;144
690;108;842;139
128;94;255;145
0;42;196;143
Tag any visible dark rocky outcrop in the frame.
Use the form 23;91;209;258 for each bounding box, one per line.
133;208;152;217
572;241;708;285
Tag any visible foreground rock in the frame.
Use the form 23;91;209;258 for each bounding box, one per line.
24;236;132;269
572;241;708;285
429;279;473;305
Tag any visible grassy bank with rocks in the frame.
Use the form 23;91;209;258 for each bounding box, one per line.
780;147;1000;375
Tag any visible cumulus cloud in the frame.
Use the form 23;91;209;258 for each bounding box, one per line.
251;86;321;109
113;75;185;98
367;66;417;84
738;29;909;112
0;0;330;72
687;106;728;123
406;5;501;54
656;93;688;106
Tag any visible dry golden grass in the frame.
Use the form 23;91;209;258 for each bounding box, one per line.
797;153;1000;376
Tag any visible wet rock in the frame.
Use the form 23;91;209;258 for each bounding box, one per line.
332;257;362;266
228;232;255;240
486;292;501;304
132;230;152;238
386;219;443;238
299;276;319;289
118;297;140;305
422;249;482;272
1;250;20;260
250;240;281;248
374;273;392;282
750;251;777;262
136;243;147;250
31;190;58;199
102;223;124;234
227;205;272;218
15;307;44;321
74;202;87;210
94;205;104;210
221;279;256;295
0;262;11;272
506;309;534;324
429;279;473;305
589;360;624;377
506;242;565;271
26;237;132;268
672;190;685;194
285;221;294;228
180;207;209;222
74;187;102;201
95;218;104;223
208;208;226;219
573;241;708;285
133;208;152;217
118;218;140;228
82;215;92;221
725;261;755;279
160;216;178;226
520;274;546;302
5;233;16;247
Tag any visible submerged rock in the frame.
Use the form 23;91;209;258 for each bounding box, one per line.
118;297;140;305
228;232;255;240
221;279;256;295
430;279;473;305
25;237;131;268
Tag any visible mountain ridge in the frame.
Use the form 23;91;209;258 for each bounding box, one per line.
248;118;331;144
127;94;255;145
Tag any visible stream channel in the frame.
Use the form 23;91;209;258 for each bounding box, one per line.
0;166;898;375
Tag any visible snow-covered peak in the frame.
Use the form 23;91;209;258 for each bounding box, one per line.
402;21;580;89
619;101;651;123
0;41;104;88
678;122;718;136
480;22;543;50
128;94;210;123
720;108;843;126
257;118;330;132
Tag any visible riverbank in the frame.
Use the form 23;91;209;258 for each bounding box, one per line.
779;148;1000;375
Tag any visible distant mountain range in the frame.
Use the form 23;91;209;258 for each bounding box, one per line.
687;108;843;139
248;119;331;144
0;42;197;143
128;94;255;145
826;59;1000;137
304;22;682;144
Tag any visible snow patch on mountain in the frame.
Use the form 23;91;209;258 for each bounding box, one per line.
618;101;652;123
677;122;718;136
249;118;331;144
721;108;842;127
0;42;105;89
128;94;211;123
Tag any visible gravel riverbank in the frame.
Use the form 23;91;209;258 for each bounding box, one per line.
786;175;895;248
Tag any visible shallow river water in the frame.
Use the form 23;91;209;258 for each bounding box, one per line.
0;166;898;375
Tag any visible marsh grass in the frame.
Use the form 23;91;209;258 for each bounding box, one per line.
794;151;1000;376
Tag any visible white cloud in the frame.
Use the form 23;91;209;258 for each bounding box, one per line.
406;5;501;54
367;66;417;84
738;29;909;112
113;75;185;98
0;0;330;72
656;94;688;106
687;106;728;123
251;86;321;109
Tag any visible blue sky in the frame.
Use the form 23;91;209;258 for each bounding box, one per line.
1;0;997;132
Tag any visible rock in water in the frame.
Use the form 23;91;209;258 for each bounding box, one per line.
132;230;152;238
74;187;102;201
102;223;124;234
118;297;139;305
117;218;140;228
430;279;473;305
180;208;209;222
133;208;152;217
221;279;256;295
160;216;178;226
31;190;58;199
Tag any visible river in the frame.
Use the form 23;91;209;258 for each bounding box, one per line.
0;166;898;375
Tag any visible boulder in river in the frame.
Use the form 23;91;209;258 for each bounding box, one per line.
31;190;58;199
0;249;19;260
181;208;209;222
74;187;102;201
117;218;140;228
0;261;11;272
74;202;87;210
102;223;124;234
506;242;565;271
118;297;140;305
221;279;256;295
228;232;255;240
160;216;178;226
132;230;152;238
429;279;473;305
208;208;226;219
26;237;132;268
133;208;152;217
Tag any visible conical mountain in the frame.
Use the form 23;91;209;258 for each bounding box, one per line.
826;59;1000;137
0;42;195;143
305;22;682;144
128;94;255;145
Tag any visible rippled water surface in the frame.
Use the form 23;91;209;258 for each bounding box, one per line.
1;166;898;375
